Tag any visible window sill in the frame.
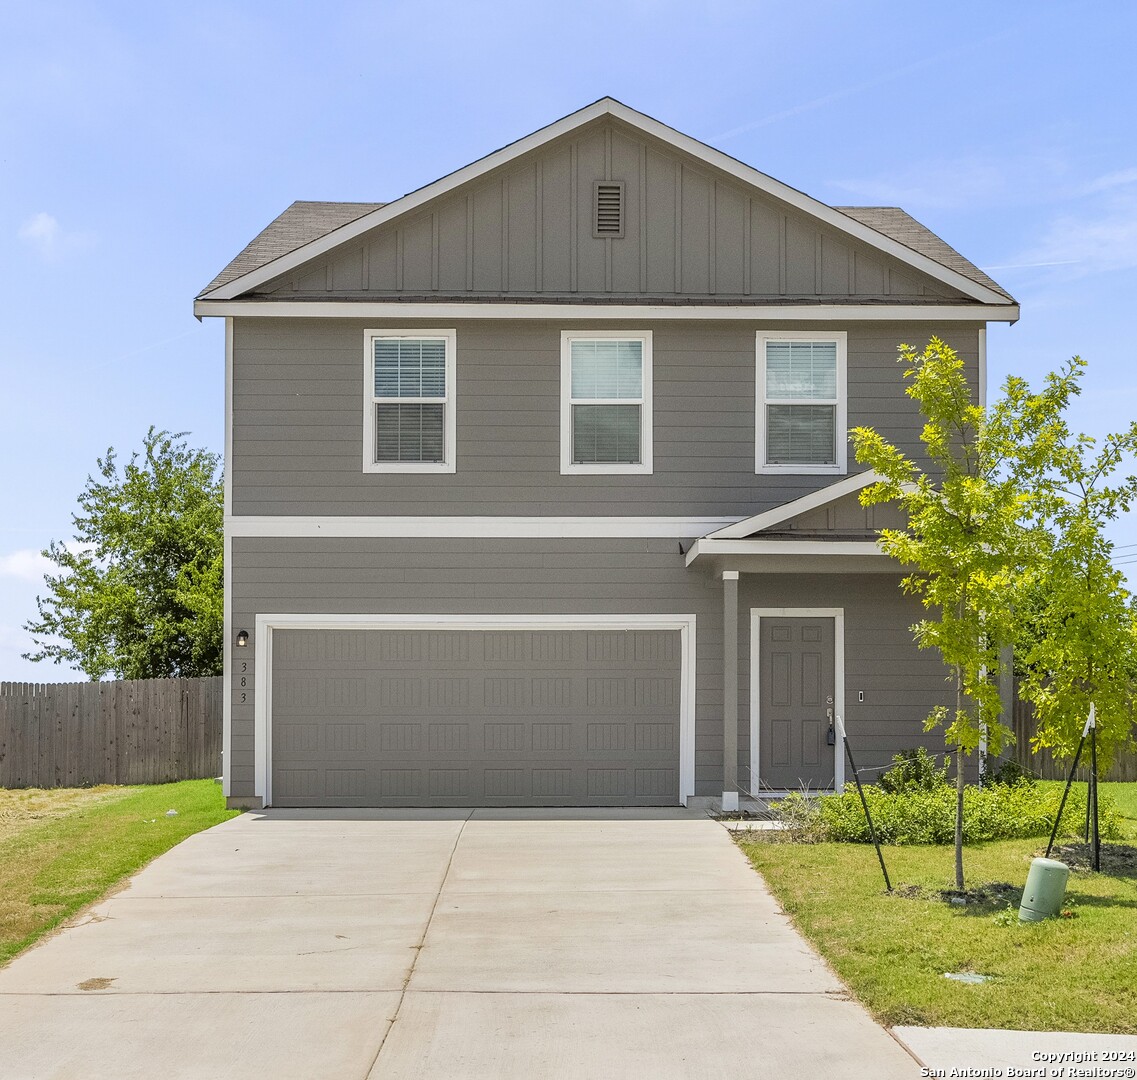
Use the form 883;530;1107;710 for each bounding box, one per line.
364;461;456;474
755;464;846;475
561;462;653;476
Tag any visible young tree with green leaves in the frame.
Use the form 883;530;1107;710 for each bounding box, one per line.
24;428;223;680
850;338;1074;888
1017;397;1137;772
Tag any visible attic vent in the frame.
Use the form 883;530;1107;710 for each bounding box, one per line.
594;182;625;237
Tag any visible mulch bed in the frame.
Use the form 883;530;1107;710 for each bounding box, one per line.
893;881;1020;907
1049;842;1137;876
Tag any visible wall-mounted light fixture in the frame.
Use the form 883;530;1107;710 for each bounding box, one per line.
235;630;249;648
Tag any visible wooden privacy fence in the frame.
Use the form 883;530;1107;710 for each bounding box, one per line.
0;677;222;789
1011;692;1137;782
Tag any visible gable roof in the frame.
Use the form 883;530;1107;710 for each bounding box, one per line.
705;471;885;541
198;98;1015;307
834;207;1013;303
200;201;385;296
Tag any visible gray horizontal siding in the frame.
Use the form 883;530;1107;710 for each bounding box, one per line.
257;118;967;303
229;537;950;800
231;319;982;518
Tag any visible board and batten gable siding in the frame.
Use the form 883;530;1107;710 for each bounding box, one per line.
251;119;968;303
753;488;910;539
230;318;982;518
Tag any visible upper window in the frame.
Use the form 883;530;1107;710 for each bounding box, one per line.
560;331;653;475
363;329;457;473
756;332;847;474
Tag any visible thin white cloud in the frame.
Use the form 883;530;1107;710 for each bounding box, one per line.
980;260;1079;271
18;212;95;261
0;549;53;582
712;30;1013;141
713;56;941;141
1013;192;1137;278
1079;167;1137;196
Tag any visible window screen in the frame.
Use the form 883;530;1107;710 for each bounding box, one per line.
569;339;644;464
371;337;449;465
763;340;838;466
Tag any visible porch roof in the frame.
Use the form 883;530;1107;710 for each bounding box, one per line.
686;470;902;574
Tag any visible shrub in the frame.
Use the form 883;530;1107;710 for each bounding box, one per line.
981;758;1036;787
878;747;950;794
776;780;1120;845
767;791;828;843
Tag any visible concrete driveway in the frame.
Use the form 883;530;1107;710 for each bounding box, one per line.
0;809;920;1079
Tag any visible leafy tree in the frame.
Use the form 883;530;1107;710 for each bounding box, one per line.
24;428;223;679
1016;393;1137;772
850;338;1073;888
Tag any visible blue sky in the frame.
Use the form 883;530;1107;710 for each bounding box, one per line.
2;1;1135;680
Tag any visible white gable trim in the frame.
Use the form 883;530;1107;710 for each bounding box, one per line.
707;471;884;540
684;538;887;567
193;299;1019;323
200;98;1012;307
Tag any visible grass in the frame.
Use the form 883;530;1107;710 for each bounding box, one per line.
1036;780;1137;839
1114;782;1137;834
0;780;239;967
738;783;1137;1033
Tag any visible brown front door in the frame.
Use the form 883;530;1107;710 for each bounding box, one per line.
758;617;836;791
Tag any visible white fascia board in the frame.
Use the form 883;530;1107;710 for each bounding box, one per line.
201;97;1008;307
708;470;883;540
684;538;885;567
194;300;1018;322
227;515;739;538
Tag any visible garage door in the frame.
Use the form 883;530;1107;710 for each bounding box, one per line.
270;628;681;807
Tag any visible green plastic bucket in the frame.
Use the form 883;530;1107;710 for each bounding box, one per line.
1018;857;1070;922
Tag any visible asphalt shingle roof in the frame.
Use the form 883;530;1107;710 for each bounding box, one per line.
198;201;384;297
834;205;1014;302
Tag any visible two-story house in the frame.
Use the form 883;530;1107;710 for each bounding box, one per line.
194;98;1018;811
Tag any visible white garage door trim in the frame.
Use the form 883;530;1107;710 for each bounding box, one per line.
253;612;697;806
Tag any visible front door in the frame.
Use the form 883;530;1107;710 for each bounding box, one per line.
758;616;836;791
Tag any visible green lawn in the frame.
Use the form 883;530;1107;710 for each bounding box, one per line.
0;780;239;967
1036;780;1137;838
738;784;1137;1033
1116;782;1137;834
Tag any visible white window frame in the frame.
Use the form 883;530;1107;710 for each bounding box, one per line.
560;330;653;475
363;328;457;474
755;331;847;475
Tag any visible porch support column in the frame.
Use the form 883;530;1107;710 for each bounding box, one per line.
722;570;740;811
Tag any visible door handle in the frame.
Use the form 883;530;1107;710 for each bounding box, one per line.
826;707;835;746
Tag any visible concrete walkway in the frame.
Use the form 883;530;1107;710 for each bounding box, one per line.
0;808;922;1079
